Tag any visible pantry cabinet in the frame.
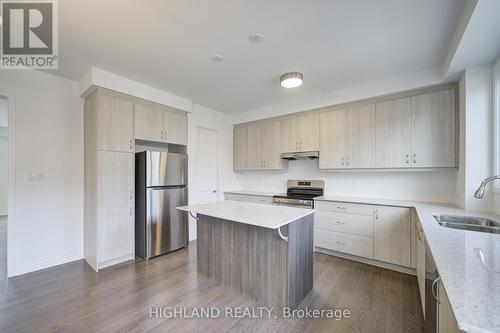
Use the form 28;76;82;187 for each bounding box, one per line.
282;113;319;153
374;206;411;267
134;104;187;145
375;97;412;168
411;89;456;168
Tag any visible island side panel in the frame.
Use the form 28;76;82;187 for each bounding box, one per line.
196;215;288;308
287;214;314;309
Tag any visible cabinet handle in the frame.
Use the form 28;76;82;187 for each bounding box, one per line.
405;154;410;164
336;240;347;246
335;221;346;225
413;154;417;164
336;206;346;210
341;157;345;166
375;209;379;220
129;207;133;216
346;156;350;166
432;277;441;303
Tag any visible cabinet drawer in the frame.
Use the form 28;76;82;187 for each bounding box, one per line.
225;193;246;201
315;211;374;237
315;229;374;259
315;201;374;216
250;196;273;204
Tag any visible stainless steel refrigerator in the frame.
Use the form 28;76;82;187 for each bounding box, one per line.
135;151;188;260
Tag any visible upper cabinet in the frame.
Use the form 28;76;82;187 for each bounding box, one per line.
134;104;187;145
233;85;457;172
233;126;248;170
98;94;134;153
347;104;376;168
282;113;319;153
319;104;376;169
411;89;456;168
134;104;164;142
234;120;287;171
319;108;346;169
375;97;412;168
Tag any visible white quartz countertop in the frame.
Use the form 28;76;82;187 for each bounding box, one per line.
315;195;500;333
177;200;315;229
223;190;280;197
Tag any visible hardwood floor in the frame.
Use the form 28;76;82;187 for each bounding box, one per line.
0;241;424;333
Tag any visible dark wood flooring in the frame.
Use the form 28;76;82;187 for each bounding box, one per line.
0;241;424;333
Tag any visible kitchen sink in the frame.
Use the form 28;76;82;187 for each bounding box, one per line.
433;214;500;234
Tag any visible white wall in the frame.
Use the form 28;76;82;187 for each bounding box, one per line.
187;104;240;241
0;71;84;276
238;160;457;203
456;64;494;212
0;98;7;215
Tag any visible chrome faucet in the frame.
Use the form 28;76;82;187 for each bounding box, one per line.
474;175;500;199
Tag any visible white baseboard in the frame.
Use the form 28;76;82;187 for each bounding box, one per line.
315;247;416;276
11;252;84;277
96;253;135;271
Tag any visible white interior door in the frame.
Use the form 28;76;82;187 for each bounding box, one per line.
197;127;219;203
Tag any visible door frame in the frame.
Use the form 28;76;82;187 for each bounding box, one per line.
196;127;220;204
1;91;16;278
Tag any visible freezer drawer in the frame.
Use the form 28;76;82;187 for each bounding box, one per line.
136;186;188;259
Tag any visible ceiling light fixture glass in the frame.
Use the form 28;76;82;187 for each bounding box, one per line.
210;54;224;62
280;72;303;88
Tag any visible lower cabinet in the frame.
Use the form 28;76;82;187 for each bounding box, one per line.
85;151;135;271
416;216;426;315
224;193;273;205
374;206;411;267
439;282;462;333
314;200;413;270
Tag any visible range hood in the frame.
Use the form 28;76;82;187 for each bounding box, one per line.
281;151;319;160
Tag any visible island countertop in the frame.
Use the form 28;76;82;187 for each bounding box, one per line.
177;200;315;229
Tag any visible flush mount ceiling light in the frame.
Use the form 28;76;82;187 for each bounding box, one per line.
248;33;264;43
280;72;303;88
210;54;224;62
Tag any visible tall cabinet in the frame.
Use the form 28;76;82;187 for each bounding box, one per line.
84;88;188;271
84;89;135;270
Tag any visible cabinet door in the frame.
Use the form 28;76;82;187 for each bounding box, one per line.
98;203;134;263
98;94;134;152
97;151;134;206
96;151;134;264
134;104;164;142
375;98;412;168
411;89;456;167
164;110;187;145
374;206;411;267
247;124;262;169
438;282;461;333
347;104;376;168
319;108;346;169
233;126;248;171
261;120;284;169
416;219;426;314
297;113;319;152
282;117;300;153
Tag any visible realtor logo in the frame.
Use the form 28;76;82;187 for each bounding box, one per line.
1;0;58;69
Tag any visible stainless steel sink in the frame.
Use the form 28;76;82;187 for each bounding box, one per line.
433;214;500;234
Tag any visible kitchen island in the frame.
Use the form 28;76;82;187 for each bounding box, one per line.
177;200;315;309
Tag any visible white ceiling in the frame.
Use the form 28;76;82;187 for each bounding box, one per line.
56;0;465;114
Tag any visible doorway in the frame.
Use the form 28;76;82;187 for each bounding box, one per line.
196;127;220;204
0;96;8;281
